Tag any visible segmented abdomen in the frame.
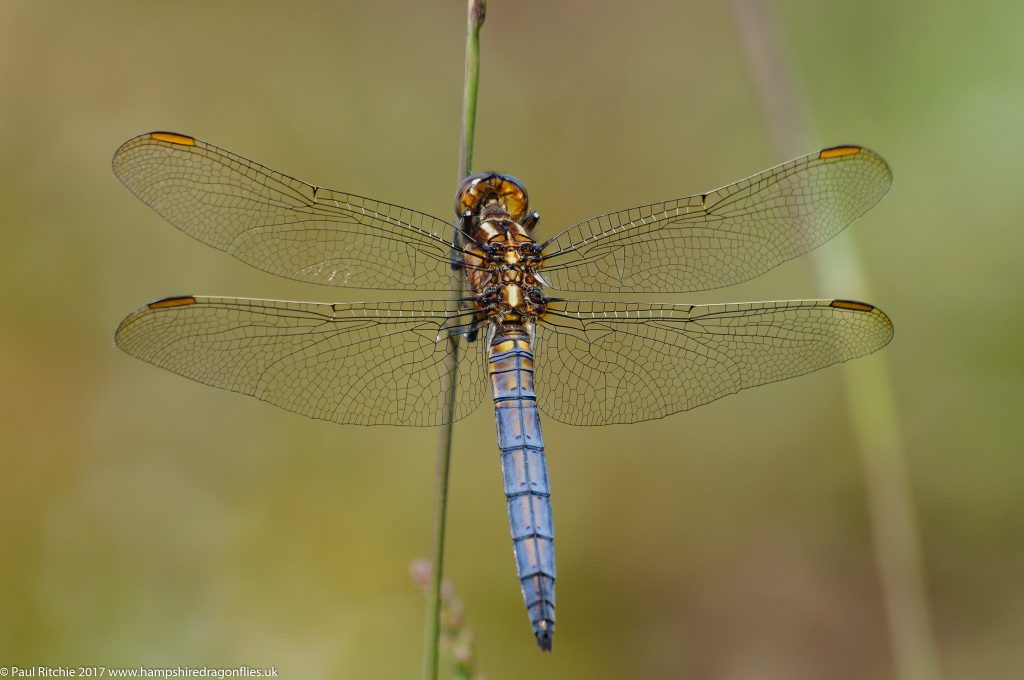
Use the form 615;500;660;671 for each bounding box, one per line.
488;324;556;651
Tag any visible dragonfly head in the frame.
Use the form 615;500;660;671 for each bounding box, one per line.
455;172;529;223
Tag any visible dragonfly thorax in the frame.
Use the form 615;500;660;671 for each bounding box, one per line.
464;230;546;321
456;172;546;323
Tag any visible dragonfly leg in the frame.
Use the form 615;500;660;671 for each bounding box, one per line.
521;210;540;232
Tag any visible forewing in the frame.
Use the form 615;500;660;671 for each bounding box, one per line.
113;132;458;290
115;296;487;426
540;146;891;293
534;298;893;425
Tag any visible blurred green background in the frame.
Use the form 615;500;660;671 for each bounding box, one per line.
2;1;1021;678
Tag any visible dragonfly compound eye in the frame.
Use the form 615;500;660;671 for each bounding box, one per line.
455;172;529;222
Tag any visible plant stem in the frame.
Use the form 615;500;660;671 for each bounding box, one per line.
459;0;486;179
424;3;486;680
730;2;942;679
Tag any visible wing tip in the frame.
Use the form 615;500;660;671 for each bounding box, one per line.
112;131;198;181
114;295;199;351
113;130;196;158
830;298;895;346
819;144;893;187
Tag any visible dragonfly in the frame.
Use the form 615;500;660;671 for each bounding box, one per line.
113;131;893;651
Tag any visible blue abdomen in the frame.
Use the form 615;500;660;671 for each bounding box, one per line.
488;324;556;651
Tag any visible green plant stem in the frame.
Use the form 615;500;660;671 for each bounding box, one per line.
730;2;941;680
458;0;486;179
424;3;486;680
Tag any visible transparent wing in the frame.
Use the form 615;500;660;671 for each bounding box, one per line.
115;296;487;427
540;146;891;293
534;298;893;425
113;132;459;290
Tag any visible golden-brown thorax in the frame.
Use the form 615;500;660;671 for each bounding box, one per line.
454;173;546;323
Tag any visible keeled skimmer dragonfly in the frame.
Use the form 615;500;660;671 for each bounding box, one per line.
113;132;893;651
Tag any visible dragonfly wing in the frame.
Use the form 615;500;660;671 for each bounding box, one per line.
113;132;458;290
540;146;891;293
115;296;487;426
534;298;893;425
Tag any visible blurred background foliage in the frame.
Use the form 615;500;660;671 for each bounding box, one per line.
1;1;1022;678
